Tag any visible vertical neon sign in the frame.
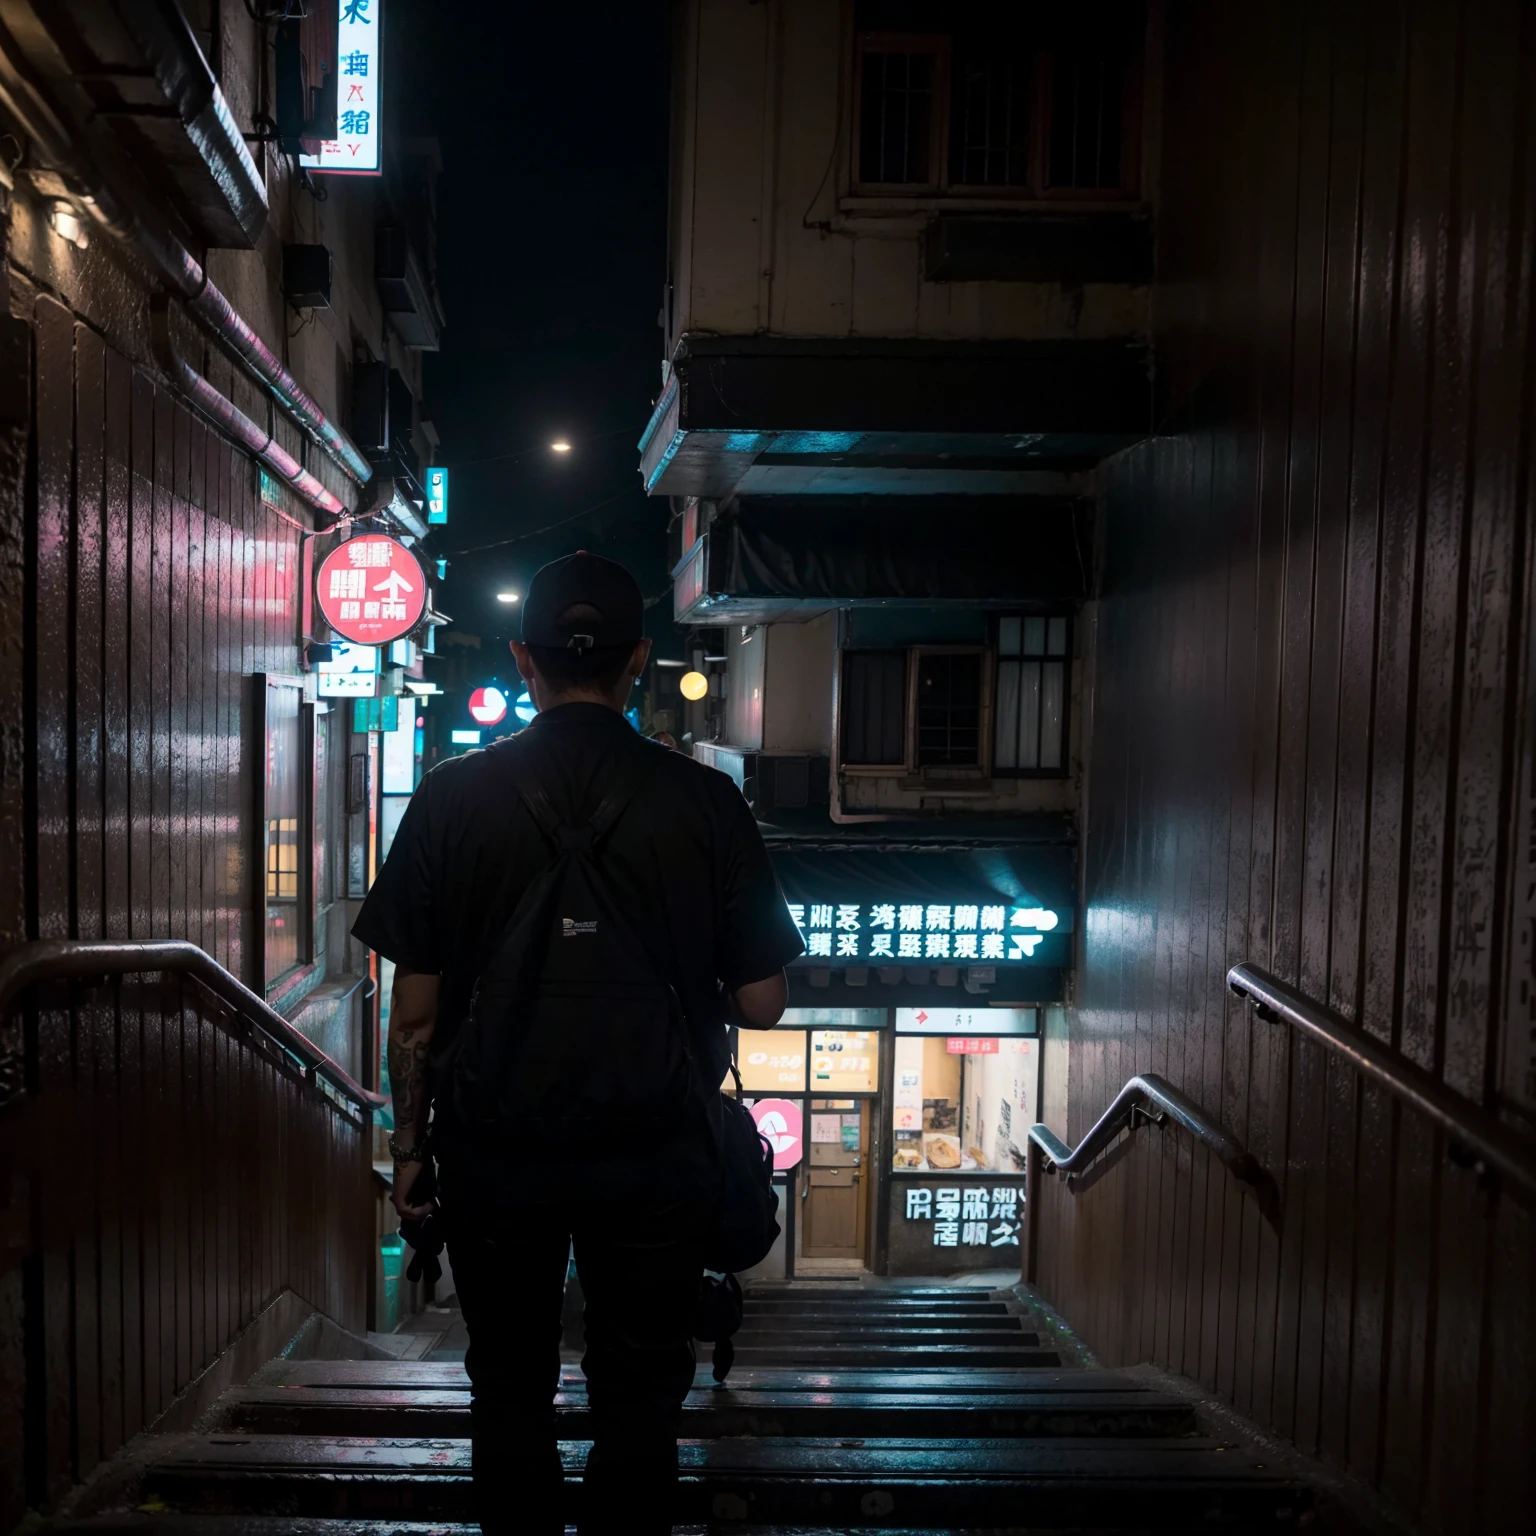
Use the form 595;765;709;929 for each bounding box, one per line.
300;1;383;176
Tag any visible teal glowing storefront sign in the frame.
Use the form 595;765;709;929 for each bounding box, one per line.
786;902;1061;963
426;466;448;524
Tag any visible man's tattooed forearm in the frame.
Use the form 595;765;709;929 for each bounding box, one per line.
387;1035;430;1135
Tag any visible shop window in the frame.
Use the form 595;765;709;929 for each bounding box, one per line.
993;614;1070;776
914;650;984;768
733;1027;808;1094
891;1034;1037;1174
841;649;907;766
259;676;313;988
852;3;1144;198
809;1028;881;1094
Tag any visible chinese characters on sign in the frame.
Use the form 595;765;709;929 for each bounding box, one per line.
316;535;427;646
785;902;1060;962
299;0;382;175
904;1185;1021;1248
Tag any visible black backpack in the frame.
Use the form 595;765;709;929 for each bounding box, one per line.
445;737;695;1155
703;1061;781;1273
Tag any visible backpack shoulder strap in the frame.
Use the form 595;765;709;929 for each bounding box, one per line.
500;733;666;851
498;744;565;847
585;738;667;846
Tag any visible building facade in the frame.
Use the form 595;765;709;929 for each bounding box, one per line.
641;2;1533;1529
642;0;1158;1277
0;3;446;1517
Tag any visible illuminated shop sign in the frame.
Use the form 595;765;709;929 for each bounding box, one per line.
895;1007;1037;1035
469;686;508;726
317;535;426;646
786;902;1060;962
426;467;449;524
317;640;379;698
299;1;383;175
902;1185;1021;1249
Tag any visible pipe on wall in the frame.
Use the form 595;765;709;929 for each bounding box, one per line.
0;21;371;492
152;303;346;521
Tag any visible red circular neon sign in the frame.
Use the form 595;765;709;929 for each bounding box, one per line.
468;686;508;726
316;535;427;646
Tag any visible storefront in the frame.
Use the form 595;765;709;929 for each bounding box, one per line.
727;1003;1040;1279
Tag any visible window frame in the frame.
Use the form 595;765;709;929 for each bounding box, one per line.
909;644;992;776
849;24;1144;204
991;612;1073;780
1038;46;1144;201
255;673;316;992
851;31;951;195
838;647;913;775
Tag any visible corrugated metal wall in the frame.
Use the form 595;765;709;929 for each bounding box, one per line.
0;297;372;1524
1036;2;1535;1530
33;293;301;978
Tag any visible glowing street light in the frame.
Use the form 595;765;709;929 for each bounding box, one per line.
679;670;710;702
549;440;572;454
496;591;520;604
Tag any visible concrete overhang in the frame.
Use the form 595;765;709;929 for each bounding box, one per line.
637;335;1154;500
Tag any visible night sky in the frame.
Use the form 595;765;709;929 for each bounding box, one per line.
395;0;674;659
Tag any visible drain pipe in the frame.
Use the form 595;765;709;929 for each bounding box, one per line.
141;228;372;487
0;29;371;491
152;304;345;521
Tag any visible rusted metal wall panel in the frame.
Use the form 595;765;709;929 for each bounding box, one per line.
1038;3;1536;1531
0;302;373;1526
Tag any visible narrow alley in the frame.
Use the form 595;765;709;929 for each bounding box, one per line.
1;3;1532;1536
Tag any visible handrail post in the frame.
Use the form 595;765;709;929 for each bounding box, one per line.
1023;1135;1043;1285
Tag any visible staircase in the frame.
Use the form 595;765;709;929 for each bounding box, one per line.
59;1282;1311;1532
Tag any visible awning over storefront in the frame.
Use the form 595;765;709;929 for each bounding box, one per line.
674;496;1090;623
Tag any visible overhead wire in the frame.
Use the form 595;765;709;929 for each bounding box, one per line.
445;483;638;556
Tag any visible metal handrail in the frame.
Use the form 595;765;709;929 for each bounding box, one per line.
1026;1072;1265;1187
0;940;385;1115
1021;1072;1278;1282
1228;962;1536;1202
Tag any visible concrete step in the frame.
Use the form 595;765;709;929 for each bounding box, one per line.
738;1309;1022;1328
256;1361;1118;1392
224;1384;1196;1440
742;1286;1002;1302
722;1344;1062;1368
728;1326;1039;1346
137;1433;1309;1528
744;1298;1013;1316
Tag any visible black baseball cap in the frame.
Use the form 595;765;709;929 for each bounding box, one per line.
521;550;645;650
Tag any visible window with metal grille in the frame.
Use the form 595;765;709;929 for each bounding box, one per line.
841;650;908;766
949;42;1031;187
915;651;984;768
852;6;1144;198
1048;50;1126;189
857;35;945;187
994;615;1070;775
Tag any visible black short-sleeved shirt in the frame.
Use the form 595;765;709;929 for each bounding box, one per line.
352;703;805;1111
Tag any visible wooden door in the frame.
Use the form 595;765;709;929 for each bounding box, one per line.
802;1103;868;1259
